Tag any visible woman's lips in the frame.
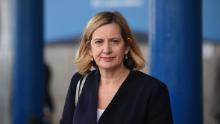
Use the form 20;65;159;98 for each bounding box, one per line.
100;57;115;62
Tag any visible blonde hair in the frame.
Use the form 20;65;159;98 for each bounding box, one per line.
75;11;145;75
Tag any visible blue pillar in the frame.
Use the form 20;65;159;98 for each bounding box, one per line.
13;0;44;123
148;0;203;124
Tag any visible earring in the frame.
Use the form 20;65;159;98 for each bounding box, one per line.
125;54;128;60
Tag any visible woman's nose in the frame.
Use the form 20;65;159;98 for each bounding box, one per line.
103;42;112;54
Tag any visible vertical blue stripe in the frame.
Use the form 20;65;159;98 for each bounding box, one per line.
149;0;203;124
13;0;44;123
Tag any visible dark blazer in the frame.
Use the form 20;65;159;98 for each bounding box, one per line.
60;70;173;124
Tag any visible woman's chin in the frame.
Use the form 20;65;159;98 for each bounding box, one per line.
97;63;124;71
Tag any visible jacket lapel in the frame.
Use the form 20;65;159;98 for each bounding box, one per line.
73;70;100;124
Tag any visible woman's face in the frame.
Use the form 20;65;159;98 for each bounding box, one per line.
89;23;129;71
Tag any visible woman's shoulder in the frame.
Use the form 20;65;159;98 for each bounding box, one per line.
130;70;167;89
70;70;97;83
71;72;82;81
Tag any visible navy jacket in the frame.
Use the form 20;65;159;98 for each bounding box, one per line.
60;70;173;124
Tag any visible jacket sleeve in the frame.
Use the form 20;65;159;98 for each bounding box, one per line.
146;83;173;124
60;72;81;124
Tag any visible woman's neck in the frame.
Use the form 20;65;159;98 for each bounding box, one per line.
99;66;130;85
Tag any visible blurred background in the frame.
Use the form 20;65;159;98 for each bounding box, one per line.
0;0;220;124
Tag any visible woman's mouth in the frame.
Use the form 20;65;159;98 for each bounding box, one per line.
100;57;114;62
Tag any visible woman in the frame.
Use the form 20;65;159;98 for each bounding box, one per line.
60;11;173;124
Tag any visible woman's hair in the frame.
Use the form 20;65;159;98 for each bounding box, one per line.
75;11;145;75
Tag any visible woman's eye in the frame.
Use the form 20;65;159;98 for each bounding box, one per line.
95;40;103;44
112;39;121;44
93;40;104;46
113;40;119;42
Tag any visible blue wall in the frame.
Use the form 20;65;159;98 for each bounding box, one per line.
44;0;148;42
203;0;220;41
44;0;220;42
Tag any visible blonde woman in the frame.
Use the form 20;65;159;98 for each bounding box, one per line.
60;11;173;124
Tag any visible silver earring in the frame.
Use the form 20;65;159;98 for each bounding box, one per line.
125;54;128;60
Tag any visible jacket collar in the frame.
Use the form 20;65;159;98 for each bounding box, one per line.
73;70;132;124
73;70;100;124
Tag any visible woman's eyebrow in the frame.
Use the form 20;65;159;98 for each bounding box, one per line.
92;36;122;40
111;37;121;39
92;38;103;41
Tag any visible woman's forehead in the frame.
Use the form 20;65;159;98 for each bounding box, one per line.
92;23;122;39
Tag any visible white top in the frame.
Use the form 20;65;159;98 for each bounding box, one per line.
97;108;105;122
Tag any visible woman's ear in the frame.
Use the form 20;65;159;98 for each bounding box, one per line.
88;41;92;56
125;38;132;54
125;46;130;54
89;49;92;56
